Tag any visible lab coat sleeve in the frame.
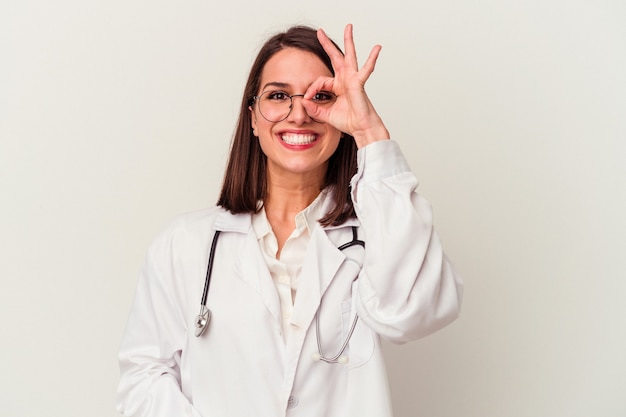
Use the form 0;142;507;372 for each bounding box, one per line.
116;222;203;417
350;140;463;344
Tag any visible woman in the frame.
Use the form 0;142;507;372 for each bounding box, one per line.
117;24;463;417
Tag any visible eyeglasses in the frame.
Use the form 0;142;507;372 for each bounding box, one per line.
252;90;337;123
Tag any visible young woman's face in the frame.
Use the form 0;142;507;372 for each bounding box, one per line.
250;48;342;185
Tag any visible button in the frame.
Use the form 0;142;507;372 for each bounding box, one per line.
287;395;299;409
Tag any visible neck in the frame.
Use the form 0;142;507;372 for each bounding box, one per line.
264;165;325;222
263;172;324;257
264;183;321;223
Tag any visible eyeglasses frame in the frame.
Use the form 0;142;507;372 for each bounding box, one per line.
251;90;336;123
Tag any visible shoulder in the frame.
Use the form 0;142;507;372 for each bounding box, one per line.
148;206;250;253
160;206;224;235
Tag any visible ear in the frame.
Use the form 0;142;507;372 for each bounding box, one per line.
249;106;258;135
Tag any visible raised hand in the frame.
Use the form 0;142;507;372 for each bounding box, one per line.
302;24;390;148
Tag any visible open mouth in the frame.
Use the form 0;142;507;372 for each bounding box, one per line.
280;133;317;146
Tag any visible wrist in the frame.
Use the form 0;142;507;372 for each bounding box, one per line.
351;122;390;148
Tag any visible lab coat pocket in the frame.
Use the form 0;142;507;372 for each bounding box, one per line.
341;294;375;369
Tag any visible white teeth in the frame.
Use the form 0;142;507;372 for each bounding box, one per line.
281;133;316;145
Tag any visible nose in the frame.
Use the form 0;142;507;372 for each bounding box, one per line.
287;94;311;123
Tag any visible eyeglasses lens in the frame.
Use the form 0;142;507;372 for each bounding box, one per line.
258;92;291;122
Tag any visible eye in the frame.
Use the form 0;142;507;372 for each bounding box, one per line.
312;91;336;104
265;91;290;101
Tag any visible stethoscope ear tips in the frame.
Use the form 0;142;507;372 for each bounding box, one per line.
311;353;321;361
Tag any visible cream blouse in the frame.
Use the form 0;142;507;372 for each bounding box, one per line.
251;191;328;343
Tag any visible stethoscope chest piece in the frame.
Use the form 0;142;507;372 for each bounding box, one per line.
195;306;211;337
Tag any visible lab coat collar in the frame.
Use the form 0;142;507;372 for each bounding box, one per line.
210;189;362;234
322;216;360;230
212;208;252;233
213;209;360;234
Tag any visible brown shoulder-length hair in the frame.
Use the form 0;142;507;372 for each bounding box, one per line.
217;25;358;227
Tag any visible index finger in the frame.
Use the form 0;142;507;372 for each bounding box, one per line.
317;28;345;66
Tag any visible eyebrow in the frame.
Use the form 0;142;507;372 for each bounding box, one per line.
260;82;290;91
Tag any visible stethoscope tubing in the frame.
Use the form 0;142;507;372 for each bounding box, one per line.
314;310;359;363
194;230;221;337
200;230;221;306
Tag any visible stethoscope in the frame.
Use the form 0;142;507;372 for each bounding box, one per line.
194;226;365;365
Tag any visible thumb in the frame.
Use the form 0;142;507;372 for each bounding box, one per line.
302;99;329;123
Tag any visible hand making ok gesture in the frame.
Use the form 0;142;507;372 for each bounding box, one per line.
303;24;390;148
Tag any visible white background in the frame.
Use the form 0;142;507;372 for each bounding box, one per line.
2;1;625;416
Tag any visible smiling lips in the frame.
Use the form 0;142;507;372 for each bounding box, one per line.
280;133;317;146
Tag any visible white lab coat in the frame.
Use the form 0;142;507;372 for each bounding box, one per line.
116;140;463;417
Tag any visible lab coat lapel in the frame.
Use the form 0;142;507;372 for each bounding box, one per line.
215;211;281;321
233;234;281;321
290;225;346;329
